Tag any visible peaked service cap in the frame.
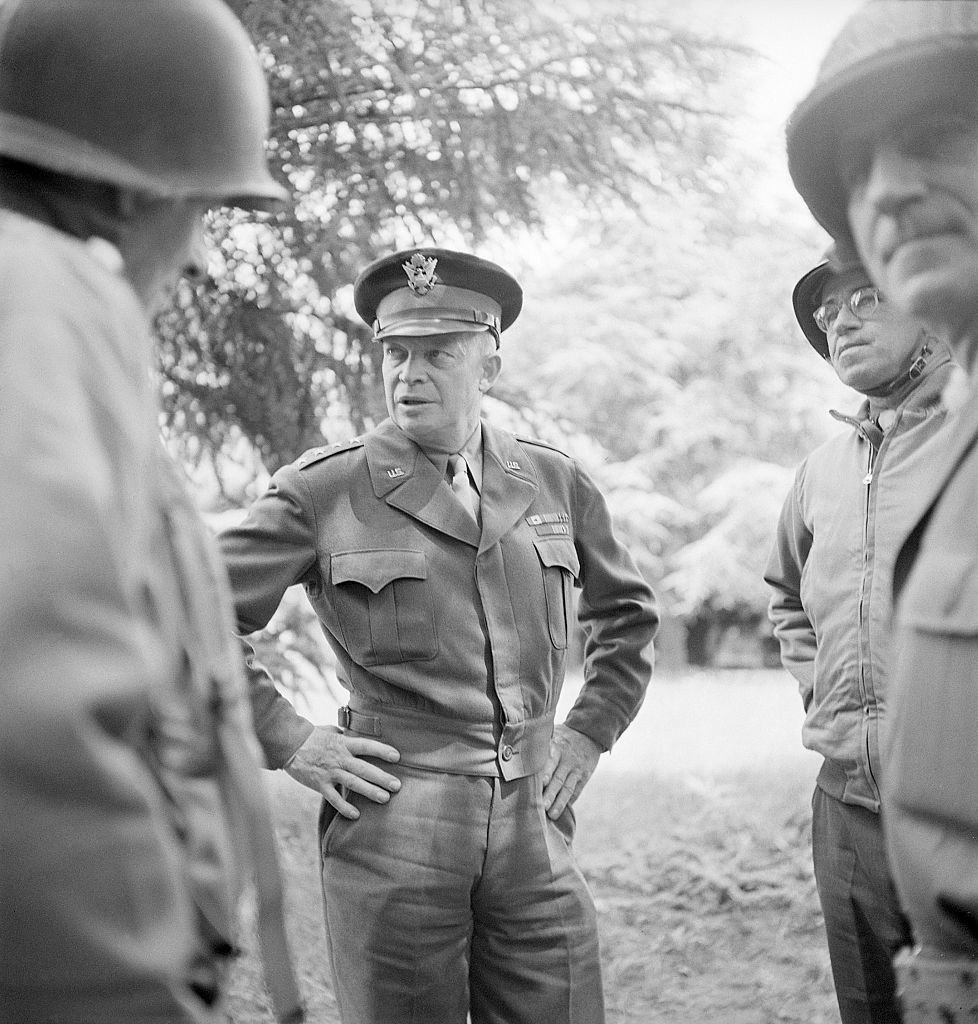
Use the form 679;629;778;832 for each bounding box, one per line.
354;248;523;343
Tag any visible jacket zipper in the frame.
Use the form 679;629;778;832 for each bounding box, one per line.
859;433;882;804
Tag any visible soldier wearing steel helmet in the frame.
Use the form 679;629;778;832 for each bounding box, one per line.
787;2;978;1020
0;1;302;1022
765;240;952;1024
219;247;658;1024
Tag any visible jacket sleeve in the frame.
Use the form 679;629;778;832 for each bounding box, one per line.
763;467;817;710
562;463;658;751
218;464;320;768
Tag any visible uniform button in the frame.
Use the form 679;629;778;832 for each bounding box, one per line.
501;745;514;761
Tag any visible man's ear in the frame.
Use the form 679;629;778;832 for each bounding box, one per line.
480;352;503;392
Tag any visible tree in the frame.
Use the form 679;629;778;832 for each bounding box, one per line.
158;0;749;477
503;183;852;661
159;1;850;670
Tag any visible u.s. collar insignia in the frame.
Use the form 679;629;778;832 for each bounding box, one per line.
505;459;521;470
402;252;438;296
387;467;405;478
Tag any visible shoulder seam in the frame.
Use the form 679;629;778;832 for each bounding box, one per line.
514;434;570;457
295;437;364;470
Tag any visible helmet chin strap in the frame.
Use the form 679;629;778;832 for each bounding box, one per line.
863;330;937;401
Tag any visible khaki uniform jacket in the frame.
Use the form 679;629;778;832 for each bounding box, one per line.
885;373;978;955
765;358;953;812
221;418;657;779
0;213;298;1024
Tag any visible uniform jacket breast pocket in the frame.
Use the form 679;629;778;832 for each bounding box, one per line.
534;537;580;649
330;549;438;665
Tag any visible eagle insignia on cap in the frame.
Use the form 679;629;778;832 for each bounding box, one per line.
402;252;438;297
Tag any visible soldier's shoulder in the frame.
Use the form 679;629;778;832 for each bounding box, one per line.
294;437;365;470
513;434;576;472
514;434;571;458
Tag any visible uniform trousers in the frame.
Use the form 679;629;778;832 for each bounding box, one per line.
319;763;605;1024
812;786;913;1024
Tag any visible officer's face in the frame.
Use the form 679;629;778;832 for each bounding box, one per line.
842;96;978;370
382;332;502;452
819;270;926;394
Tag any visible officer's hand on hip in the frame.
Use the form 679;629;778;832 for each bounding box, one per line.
542;723;602;820
285;725;401;819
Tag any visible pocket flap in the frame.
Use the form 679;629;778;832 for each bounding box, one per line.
534;537;580;578
331;550;427;594
900;553;978;635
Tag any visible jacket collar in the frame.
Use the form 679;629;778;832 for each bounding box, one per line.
830;349;955;449
362;419;539;550
912;370;978;517
478;422;539;553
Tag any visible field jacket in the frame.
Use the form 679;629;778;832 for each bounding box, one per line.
220;418;658;779
0;213;299;1024
764;354;954;812
885;371;978;956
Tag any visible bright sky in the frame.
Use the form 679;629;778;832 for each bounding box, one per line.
727;0;864;117
687;0;864;233
514;0;865;264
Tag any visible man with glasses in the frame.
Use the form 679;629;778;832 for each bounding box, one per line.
785;3;978;1019
765;243;952;1024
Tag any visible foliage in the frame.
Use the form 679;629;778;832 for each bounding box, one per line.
246;588;347;718
664;461;796;619
158;0;859;653
504;189;850;629
158;0;747;474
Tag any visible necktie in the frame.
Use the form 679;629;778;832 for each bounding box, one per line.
448;453;480;523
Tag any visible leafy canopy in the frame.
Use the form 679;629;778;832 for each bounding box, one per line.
159;0;743;474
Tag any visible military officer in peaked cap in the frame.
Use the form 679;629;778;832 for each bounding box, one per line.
219;247;658;1024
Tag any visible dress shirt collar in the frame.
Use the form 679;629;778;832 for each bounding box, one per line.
421;421;484;493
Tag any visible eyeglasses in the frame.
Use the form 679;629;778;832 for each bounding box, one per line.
813;286;884;334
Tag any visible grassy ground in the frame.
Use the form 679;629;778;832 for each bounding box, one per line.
227;671;839;1023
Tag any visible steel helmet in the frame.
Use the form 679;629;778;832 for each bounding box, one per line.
791;239;941;399
0;0;287;210
791;241;866;360
786;1;978;249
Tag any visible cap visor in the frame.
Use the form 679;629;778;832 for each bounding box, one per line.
374;319;492;340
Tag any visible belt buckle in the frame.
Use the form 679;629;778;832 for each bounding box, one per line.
337;705;352;730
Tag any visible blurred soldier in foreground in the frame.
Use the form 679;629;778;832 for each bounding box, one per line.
787;2;978;1020
766;243;952;1024
219;247;658;1023
0;1;302;1021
